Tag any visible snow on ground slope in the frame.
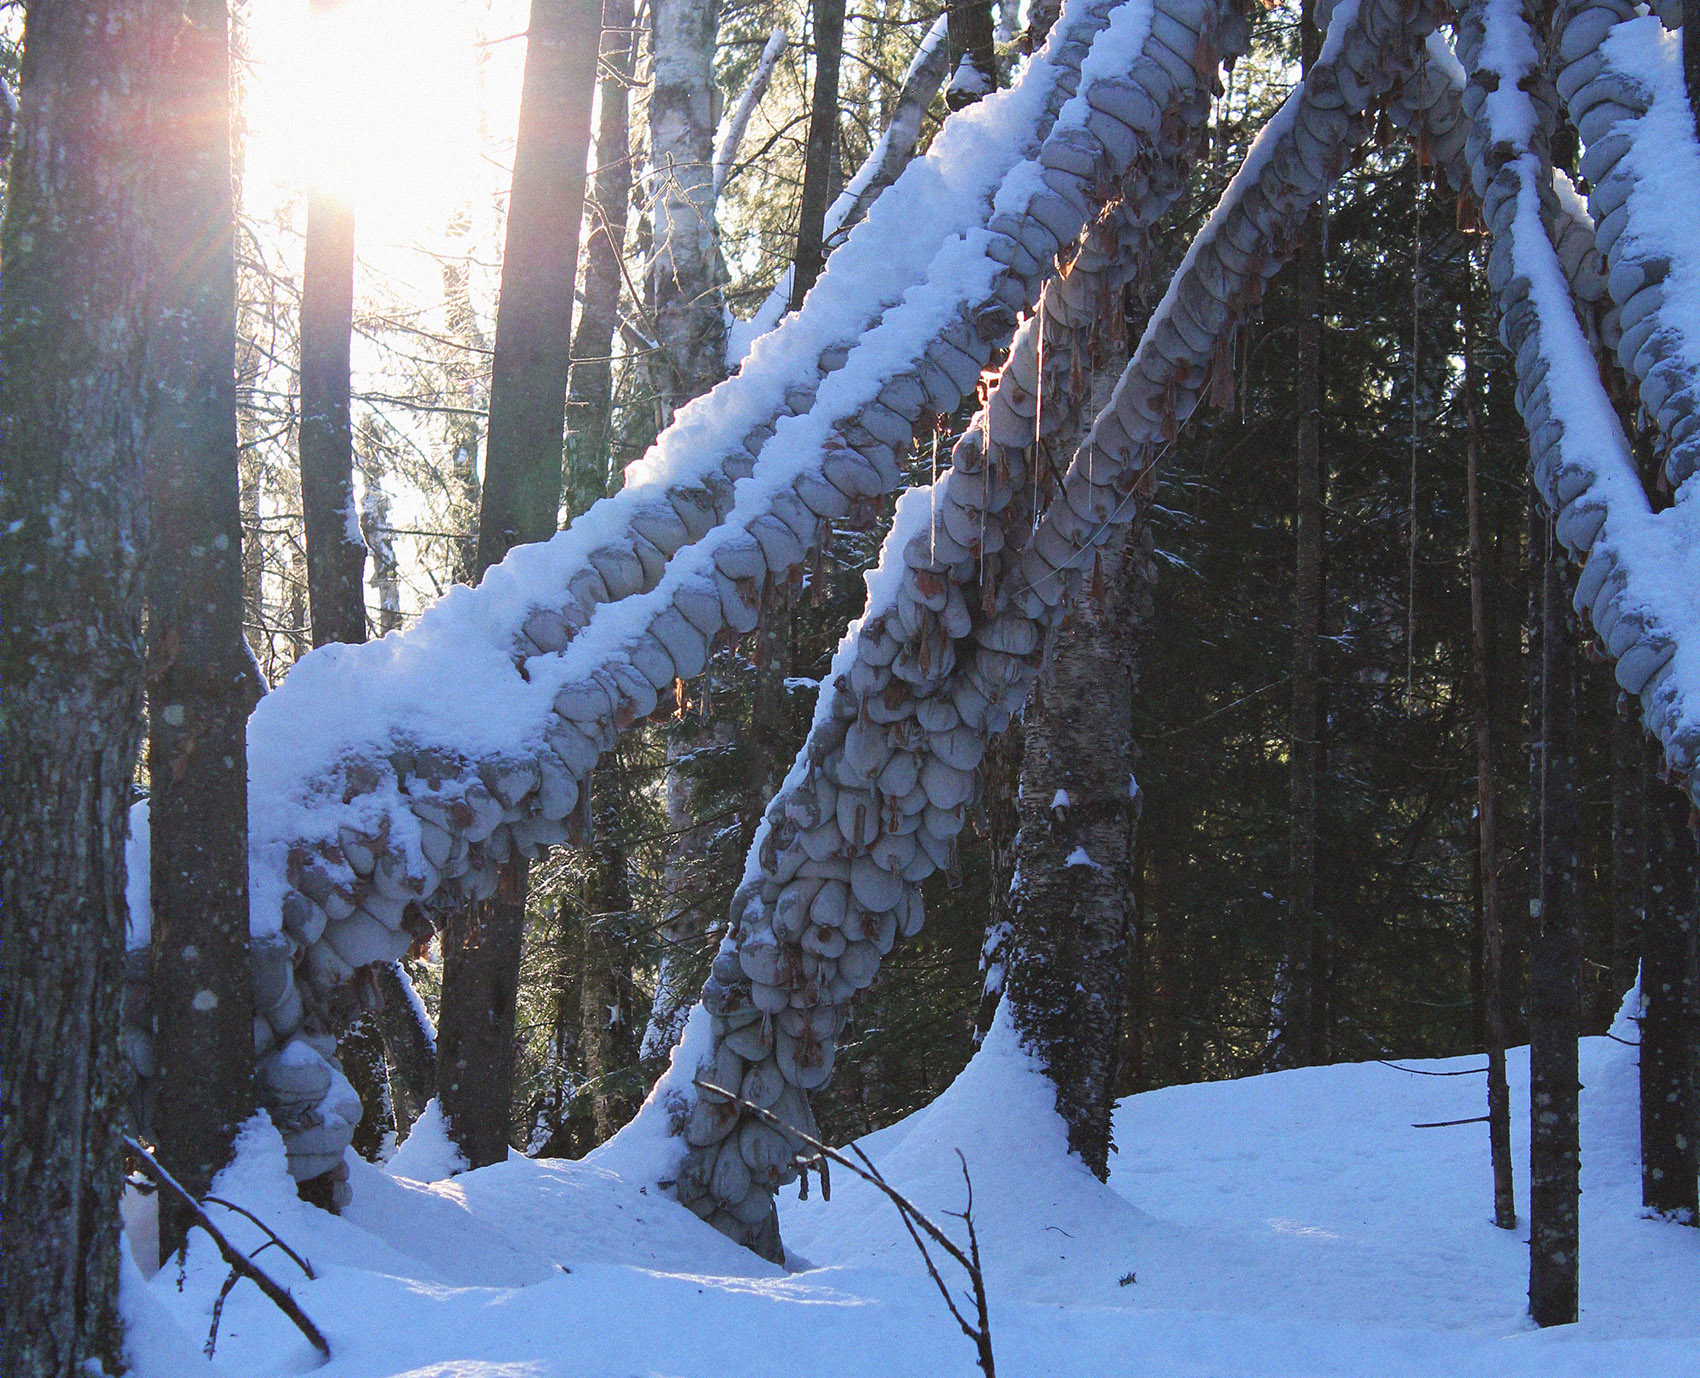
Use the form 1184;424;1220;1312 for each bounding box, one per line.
128;1021;1698;1378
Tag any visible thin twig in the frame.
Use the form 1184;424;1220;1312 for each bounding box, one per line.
1411;1115;1491;1128
123;1137;330;1360
203;1196;316;1279
1378;1060;1488;1077
696;1081;994;1377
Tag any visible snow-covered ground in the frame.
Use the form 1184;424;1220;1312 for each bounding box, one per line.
126;1017;1699;1378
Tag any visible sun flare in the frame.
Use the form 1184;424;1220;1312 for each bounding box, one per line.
243;0;525;254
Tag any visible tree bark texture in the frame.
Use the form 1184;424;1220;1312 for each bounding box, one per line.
475;0;601;573
579;790;641;1141
144;0;258;1262
0;5;154;1371
1005;517;1153;1176
340;1009;395;1161
1466;307;1516;1230
1611;706;1647;1013
1529;517;1582;1327
1640;767;1700;1220
437;859;529;1167
946;0;998;108
789;0;846;311
566;0;639;513
650;0;729;409
1277;170;1324;1070
298;1;365;648
373;961;437;1138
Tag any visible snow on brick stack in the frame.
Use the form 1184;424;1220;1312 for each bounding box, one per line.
1456;0;1700;796
633;0;1457;1257
118;0;1239;1197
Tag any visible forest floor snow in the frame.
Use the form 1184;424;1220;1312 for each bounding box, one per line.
125;1016;1699;1378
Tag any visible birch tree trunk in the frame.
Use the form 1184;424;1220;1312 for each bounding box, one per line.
298;2;365;649
1529;514;1582;1328
1;5;154;1370
650;0;728;407
144;0;258;1259
789;0;846;311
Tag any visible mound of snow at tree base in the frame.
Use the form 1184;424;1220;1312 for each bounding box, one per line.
124;1017;1698;1378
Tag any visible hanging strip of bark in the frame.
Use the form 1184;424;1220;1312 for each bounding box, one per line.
1;5;154;1371
790;0;847;310
298;3;365;650
1465;303;1516;1231
144;0;258;1261
476;0;602;573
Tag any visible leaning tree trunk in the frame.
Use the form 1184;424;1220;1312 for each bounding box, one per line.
298;3;365;650
789;0;846;310
440;0;599;1169
1529;512;1582;1328
144;0;258;1261
1640;766;1700;1220
0;4;154;1371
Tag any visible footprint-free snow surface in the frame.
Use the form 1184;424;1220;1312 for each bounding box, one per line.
126;1015;1698;1378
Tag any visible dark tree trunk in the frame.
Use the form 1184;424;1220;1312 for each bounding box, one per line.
1005;519;1153;1176
566;0;639;512
789;0;846;310
976;724;1025;1038
579;788;640;1142
474;0;600;573
1529;516;1582;1328
946;0;998;108
297;4;365;649
1640;766;1700;1220
1685;0;1699;144
438;860;529;1167
373;961;437;1138
1465;316;1515;1230
0;5;154;1371
441;0;599;1166
1611;708;1647;1012
340;1010;395;1161
1277;18;1324;1065
1025;0;1062;50
144;0;257;1262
